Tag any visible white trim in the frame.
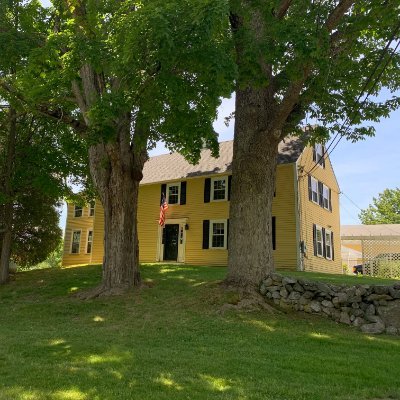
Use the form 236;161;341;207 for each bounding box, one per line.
325;229;333;260
315;225;324;258
310;177;319;204
166;182;181;205
70;229;81;254
156;218;187;262
86;229;93;254
209;219;227;250
211;176;228;202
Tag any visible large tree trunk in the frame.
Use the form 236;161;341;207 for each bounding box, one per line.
226;88;280;289
0;106;17;284
84;115;146;296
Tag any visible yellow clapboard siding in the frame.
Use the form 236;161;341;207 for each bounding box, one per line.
297;146;342;274
62;203;94;266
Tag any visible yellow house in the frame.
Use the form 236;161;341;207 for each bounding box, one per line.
62;138;342;274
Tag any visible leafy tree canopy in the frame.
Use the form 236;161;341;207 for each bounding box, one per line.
359;188;400;225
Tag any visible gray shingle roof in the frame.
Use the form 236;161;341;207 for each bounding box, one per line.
141;137;305;185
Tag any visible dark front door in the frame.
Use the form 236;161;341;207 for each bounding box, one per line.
164;224;179;261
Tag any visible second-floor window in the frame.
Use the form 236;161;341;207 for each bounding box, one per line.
323;185;330;210
211;177;228;201
167;183;180;205
74;205;83;218
311;177;318;204
89;201;95;217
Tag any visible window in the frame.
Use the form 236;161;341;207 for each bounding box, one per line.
209;220;227;249
167;183;180;205
89;201;95;217
211;177;228;201
311;177;318;204
325;230;332;260
74;205;83;217
323;185;330;210
71;230;81;254
86;230;93;254
316;226;323;257
315;143;324;166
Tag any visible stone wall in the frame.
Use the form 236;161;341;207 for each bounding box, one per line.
260;273;400;335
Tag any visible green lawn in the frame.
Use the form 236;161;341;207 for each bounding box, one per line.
0;264;399;400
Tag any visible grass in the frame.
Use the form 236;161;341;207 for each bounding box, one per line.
278;269;400;286
0;264;399;400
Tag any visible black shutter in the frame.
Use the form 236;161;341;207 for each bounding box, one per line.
228;175;232;201
321;146;326;168
272;217;276;250
308;175;312;201
331;232;335;261
204;178;211;203
180;181;187;205
322;227;326;258
162;227;166;244
202;220;210;249
160;184;167;204
312;147;316;162
313;224;317;256
227;219;229;249
318;181;323;207
329;189;332;211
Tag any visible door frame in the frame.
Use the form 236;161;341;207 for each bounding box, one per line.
156;218;188;263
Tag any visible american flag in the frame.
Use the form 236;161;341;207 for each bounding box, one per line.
159;193;169;227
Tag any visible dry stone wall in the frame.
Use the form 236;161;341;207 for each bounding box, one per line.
260;273;400;335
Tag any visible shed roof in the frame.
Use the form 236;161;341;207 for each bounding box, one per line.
341;224;400;238
142;137;305;185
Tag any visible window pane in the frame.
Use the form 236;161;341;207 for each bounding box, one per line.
212;234;224;248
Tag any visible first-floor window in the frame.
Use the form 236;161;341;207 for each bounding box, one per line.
325;230;332;260
74;205;83;217
71;230;81;254
316;226;323;257
209;220;227;249
86;230;93;254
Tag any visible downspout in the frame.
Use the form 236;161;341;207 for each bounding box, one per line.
294;160;303;271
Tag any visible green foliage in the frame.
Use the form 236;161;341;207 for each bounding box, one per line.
18;240;64;271
359;188;400;224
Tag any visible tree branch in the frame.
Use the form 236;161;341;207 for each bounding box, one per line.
274;0;293;19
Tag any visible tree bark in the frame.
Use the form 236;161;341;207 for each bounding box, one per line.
0;106;17;284
84;114;147;296
226;88;280;288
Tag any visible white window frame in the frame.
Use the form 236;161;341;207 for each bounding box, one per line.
209;219;227;250
70;230;81;254
311;177;319;204
211;176;228;202
315;143;324;167
89;201;95;217
74;205;83;218
315;225;323;258
325;229;332;260
167;182;181;205
86;229;93;254
322;185;330;210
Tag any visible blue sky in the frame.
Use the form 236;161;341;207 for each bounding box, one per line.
37;0;399;229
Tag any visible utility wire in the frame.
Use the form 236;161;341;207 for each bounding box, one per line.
306;22;400;177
